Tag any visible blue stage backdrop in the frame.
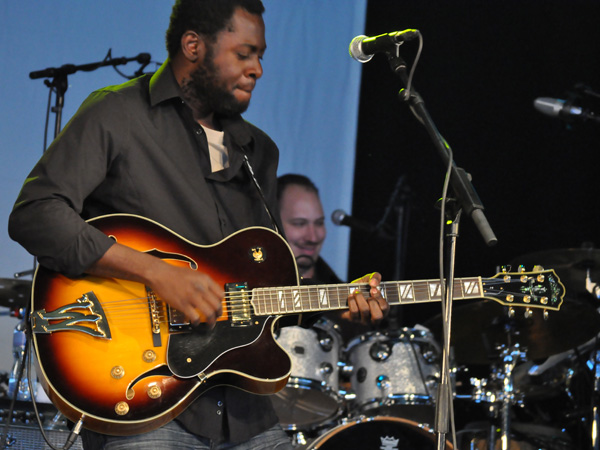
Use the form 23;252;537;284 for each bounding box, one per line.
0;1;367;284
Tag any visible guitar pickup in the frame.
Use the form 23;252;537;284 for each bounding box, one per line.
225;282;252;326
168;307;190;331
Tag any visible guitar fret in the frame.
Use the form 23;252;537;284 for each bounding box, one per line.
284;287;294;313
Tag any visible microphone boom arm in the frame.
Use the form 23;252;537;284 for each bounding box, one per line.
388;55;498;247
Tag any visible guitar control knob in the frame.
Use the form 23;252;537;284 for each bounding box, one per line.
115;401;129;416
111;366;125;379
147;384;162;399
143;350;157;363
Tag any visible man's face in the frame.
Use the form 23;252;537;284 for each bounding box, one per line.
279;185;326;278
186;7;266;116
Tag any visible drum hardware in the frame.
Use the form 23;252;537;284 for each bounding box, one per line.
424;294;600;366
511;248;600;449
426;292;588;450
593;346;600;450
7;318;35;403
493;345;523;450
450;345;526;450
0;279;31;311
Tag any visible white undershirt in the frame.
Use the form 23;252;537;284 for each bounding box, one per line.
201;125;229;172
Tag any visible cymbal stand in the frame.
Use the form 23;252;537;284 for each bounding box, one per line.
465;343;523;450
493;344;522;450
586;266;600;449
593;343;600;449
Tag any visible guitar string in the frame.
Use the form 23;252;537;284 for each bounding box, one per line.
90;277;523;322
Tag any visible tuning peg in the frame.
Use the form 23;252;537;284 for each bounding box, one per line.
524;308;532;319
520;274;528;283
537;273;546;283
533;264;545;272
508;307;515;318
518;265;526;273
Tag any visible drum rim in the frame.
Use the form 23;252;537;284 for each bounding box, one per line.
355;394;434;409
272;379;344;431
344;327;437;352
283;376;342;394
306;415;454;449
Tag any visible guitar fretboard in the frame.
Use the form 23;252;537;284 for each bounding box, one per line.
250;277;483;315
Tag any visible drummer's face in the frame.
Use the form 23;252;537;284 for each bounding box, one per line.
279;185;326;278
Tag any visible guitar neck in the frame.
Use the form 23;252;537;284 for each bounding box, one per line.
250;277;484;316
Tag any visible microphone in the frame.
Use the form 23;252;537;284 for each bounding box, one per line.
331;209;377;233
533;97;600;123
349;29;420;63
135;52;151;64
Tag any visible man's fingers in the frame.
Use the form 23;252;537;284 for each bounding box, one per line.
349;292;371;324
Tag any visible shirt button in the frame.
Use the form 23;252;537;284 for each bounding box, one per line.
216;410;222;415
217;401;223;407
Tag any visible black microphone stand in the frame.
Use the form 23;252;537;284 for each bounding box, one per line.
385;51;498;449
30;52;151;138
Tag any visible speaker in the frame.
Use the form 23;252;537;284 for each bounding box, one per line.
0;399;83;450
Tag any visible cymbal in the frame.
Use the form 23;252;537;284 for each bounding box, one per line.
0;278;31;309
424;297;600;364
510;248;600;298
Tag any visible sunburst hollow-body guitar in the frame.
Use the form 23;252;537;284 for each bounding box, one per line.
29;214;565;435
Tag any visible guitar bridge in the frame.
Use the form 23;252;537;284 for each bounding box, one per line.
226;282;252;326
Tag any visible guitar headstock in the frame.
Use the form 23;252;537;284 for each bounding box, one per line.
482;267;565;313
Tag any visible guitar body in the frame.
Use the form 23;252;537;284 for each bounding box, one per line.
31;214;298;435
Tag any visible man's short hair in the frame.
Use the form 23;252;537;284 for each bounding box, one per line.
277;174;319;202
166;0;265;59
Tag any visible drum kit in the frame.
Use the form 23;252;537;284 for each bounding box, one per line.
3;249;600;449
273;248;600;450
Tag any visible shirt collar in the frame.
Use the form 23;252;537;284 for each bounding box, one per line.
149;59;181;106
149;60;253;148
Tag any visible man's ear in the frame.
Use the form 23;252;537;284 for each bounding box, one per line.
180;31;206;63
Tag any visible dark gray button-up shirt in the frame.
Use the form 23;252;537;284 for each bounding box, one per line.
9;60;282;443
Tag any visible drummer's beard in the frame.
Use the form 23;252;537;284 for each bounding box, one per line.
295;255;316;278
